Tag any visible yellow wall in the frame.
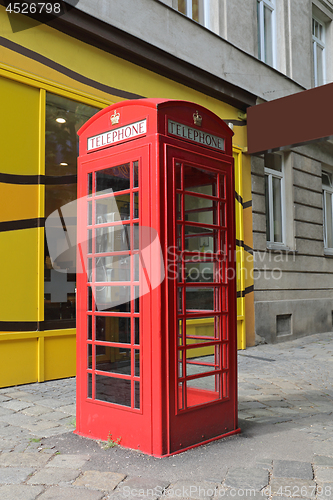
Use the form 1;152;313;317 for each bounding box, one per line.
0;5;253;387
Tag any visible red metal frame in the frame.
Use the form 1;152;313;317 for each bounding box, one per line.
77;99;239;456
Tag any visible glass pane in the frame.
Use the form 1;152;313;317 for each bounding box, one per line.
185;261;215;283
96;316;131;343
178;319;183;345
192;0;199;21
183;165;217;196
178;0;186;15
95;345;131;375
87;229;93;254
88;201;92;225
95;286;131;312
322;172;332;187
88;287;92;311
88;373;92;399
87;258;92;282
316;45;324;86
135;350;140;377
134;381;140;409
88;344;92;369
133;224;139;250
184;225;218;253
175;162;182;189
186;374;220;407
44;93;99;324
265;153;282;172
134;286;140;313
95;375;131;406
264;6;273;66
265;175;270;241
96;164;130;194
257;1;262;60
186;344;216;364
178;382;185;410
133;192;139;219
95;194;130;223
95;255;131;282
272;177;283;242
178;350;183;377
133;161;139;188
45;93;99;177
178;288;183;313
134;318;140;345
220;203;226;227
325;192;333;248
88;315;92;340
88;173;92;196
184;195;217;225
134;254;139;281
95;225;130;253
186;317;219;344
186;287;215;310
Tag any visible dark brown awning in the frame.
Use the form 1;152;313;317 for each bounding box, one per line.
247;82;333;154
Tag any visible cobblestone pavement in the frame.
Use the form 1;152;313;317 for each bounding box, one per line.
0;332;332;499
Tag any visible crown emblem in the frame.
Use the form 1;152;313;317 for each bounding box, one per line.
110;110;120;125
193;110;202;126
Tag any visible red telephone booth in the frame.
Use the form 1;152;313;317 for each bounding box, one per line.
76;99;239;456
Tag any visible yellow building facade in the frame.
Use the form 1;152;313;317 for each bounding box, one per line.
0;6;255;388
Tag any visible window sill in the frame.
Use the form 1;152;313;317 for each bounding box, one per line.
266;243;296;254
324;249;333;257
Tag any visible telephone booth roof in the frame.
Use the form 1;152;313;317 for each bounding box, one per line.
78;98;234;157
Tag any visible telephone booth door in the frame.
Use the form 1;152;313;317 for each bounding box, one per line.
76;145;153;452
166;147;238;453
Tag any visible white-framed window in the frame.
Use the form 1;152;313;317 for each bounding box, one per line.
312;17;325;87
264;153;284;245
177;0;210;28
322;170;333;252
257;0;276;67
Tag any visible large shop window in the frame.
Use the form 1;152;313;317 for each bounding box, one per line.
44;93;99;329
312;17;325;87
264;153;284;246
257;0;275;67
322;170;333;253
177;0;210;28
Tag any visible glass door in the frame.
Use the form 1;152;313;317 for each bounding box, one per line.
77;146;152;451
168;148;237;452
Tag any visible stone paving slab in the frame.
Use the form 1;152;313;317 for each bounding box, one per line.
0;484;44;500
273;460;314;480
0;451;51;467
315;468;333;483
314;457;333;467
213;490;268;500
164;480;219;499
27;466;81;485
269;478;316;499
46;453;90;469
38;486;105;499
316;483;333;498
224;467;269;491
74;470;126;491
113;476;170;499
1;400;33;412
0;466;36;484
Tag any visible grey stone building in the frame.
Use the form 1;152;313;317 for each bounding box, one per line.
69;0;333;344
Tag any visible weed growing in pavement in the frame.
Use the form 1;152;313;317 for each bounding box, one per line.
103;432;121;449
29;438;41;443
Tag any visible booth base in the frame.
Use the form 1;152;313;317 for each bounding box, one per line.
74;427;241;458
